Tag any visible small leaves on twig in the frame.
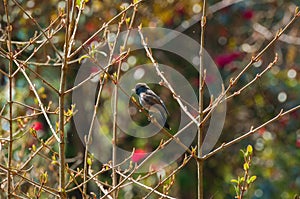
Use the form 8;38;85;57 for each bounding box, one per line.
76;0;89;10
294;7;299;17
231;145;257;199
40;171;48;184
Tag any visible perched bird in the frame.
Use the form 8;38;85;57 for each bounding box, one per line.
134;83;170;129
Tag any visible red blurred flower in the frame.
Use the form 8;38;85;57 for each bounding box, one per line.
257;127;266;136
242;9;254;20
219;27;229;37
132;149;147;163
90;66;100;73
215;52;241;68
205;74;216;84
175;3;185;15
291;111;299;119
279;115;289;127
85;21;97;33
32;121;43;131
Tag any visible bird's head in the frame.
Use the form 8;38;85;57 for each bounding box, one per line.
134;83;150;95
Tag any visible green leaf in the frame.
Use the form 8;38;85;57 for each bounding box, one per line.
240;177;245;182
247;145;253;155
231;179;238;184
240;149;245;156
126;17;131;25
249;175;257;183
244;151;249;158
40;172;48;184
243;162;249;171
76;0;88;8
30;128;37;138
32;144;36;152
78;54;90;63
94;50;107;57
87;157;92;166
76;0;82;8
295;7;299;16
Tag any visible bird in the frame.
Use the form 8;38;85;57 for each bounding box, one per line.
133;83;170;129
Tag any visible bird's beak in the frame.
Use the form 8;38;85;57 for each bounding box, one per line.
131;88;135;92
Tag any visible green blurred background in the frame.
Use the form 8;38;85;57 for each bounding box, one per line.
1;0;300;198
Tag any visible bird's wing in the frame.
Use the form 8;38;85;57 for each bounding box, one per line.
144;89;169;115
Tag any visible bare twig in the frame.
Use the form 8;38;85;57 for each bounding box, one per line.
111;19;124;199
82;78;105;196
0;164;59;197
143;155;192;198
254;22;300;45
202;8;300;126
58;0;72;197
201;104;300;160
3;0;14;197
70;0;144;58
12;61;61;143
12;0;63;60
197;1;207;198
225;54;278;101
137;26;200;127
13;14;63;58
116;168;176;199
88;169;113;199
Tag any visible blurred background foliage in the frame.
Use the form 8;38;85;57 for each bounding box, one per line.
0;0;300;198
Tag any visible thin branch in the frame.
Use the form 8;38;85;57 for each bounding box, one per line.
24;65;60;94
254;22;300;45
66;167;107;193
80;3;133;198
143;155;192;198
18;57;80;67
201;104;300;160
18;112;75;173
12;0;63;60
78;47;196;159
12;101;44;112
197;1;207;199
137;26;200;127
0;68;9;76
12;60;61;143
13;14;63;58
114;169;176;199
88;170;113;199
3;0;14;197
58;0;72;197
202;8;300;125
67;149;134;193
81;12;129;198
111;17;125;199
112;6;138;198
0;103;8;117
69;0;144;58
82;79;105;196
0;164;59;197
64;51;128;95
68;0;84;55
225;53;278;101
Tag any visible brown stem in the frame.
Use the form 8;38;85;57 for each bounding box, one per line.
197;1;207;199
58;0;72;197
4;0;13;197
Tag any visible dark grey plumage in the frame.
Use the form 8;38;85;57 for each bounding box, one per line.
134;83;170;129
